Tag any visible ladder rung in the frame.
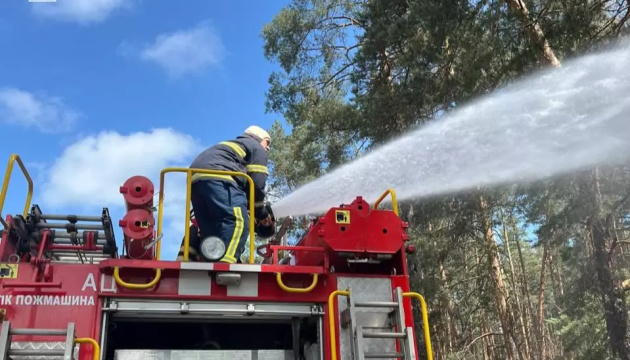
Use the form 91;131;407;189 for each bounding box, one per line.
9;349;66;356
0;321;76;360
11;328;68;336
354;301;398;308
364;352;405;358
362;331;406;339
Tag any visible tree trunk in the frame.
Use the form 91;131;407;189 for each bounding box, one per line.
438;260;452;355
588;170;630;359
502;215;531;360
537;242;549;360
548;249;564;303
514;229;538;358
503;0;561;67
481;316;492;360
438;258;459;354
479;195;515;360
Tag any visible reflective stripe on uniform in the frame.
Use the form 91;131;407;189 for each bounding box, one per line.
246;164;268;174
221;207;244;264
191;173;235;183
220;141;246;158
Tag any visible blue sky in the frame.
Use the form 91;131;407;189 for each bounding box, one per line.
0;0;289;260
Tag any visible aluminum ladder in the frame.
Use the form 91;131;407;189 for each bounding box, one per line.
340;287;416;360
0;321;76;359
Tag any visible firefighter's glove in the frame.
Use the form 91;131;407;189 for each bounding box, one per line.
254;203;276;239
254;202;274;222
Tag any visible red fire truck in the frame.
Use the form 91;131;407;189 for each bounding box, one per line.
0;154;433;360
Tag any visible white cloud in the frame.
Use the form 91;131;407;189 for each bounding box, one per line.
0;87;80;133
41;129;204;259
31;0;135;25
125;21;226;77
42;128;201;207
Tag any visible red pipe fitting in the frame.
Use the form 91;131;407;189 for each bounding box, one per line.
119;209;155;260
120;175;154;210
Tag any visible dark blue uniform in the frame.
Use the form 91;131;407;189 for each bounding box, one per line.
184;133;270;263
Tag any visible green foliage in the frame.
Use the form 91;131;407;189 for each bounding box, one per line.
262;0;367;193
548;292;610;360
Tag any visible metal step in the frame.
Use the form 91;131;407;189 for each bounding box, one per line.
9;348;67;356
362;331;406;339
0;322;76;360
364;352;405;359
114;349;294;360
354;301;398;308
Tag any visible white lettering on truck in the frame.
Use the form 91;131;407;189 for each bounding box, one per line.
100;273;117;293
82;272;97;291
0;295;96;306
0;272;107;306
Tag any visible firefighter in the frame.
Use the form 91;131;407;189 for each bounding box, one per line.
177;125;274;263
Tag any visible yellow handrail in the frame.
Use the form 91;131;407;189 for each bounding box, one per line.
157;167;256;264
403;292;434;360
113;267;162;290
372;188;399;216
75;337;100;360
328;289;350;360
275;273;318;293
0;154;34;229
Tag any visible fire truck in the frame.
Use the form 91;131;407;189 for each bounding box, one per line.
0;154;433;360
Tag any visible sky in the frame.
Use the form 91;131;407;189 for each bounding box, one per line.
0;0;289;260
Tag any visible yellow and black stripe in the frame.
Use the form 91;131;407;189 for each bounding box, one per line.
190;173;236;183
220;207;245;263
219;141;246;158
246;164;268;174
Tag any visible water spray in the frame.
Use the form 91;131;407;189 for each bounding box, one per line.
272;39;630;218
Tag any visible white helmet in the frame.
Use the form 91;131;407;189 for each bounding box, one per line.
244;125;271;142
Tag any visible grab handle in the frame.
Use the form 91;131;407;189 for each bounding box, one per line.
328;290;350;360
276;273;318;293
403;292;434;360
373;188;399;216
0;154;34;229
113;267;161;290
75;337;101;360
